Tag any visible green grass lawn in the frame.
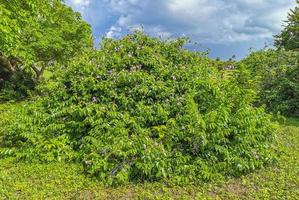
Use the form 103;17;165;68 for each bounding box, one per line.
0;113;298;199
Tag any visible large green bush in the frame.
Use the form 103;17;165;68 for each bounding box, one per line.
0;33;276;185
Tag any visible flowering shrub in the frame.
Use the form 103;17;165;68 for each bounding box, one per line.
1;33;276;185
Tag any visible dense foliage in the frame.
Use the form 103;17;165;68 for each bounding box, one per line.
241;49;299;117
1;118;298;199
0;0;93;100
0;33;276;185
240;2;299;117
275;0;299;51
2;0;298;188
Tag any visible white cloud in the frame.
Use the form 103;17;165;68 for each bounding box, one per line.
95;0;295;43
72;0;90;6
167;0;219;22
65;0;297;58
105;26;122;38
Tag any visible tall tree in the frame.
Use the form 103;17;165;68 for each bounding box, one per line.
0;0;93;84
275;1;299;51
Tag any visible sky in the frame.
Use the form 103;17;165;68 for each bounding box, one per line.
65;0;296;60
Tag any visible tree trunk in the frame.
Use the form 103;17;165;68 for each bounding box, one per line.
0;55;17;74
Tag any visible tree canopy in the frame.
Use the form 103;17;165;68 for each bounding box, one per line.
0;0;93;99
275;0;299;51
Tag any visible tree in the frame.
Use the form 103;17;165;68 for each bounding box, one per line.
0;0;93;99
275;1;299;51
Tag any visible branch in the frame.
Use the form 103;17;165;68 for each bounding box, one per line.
31;62;47;81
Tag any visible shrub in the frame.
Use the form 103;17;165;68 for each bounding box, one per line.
241;49;299;117
0;33;276;185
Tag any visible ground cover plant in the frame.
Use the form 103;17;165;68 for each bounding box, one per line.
0;33;276;185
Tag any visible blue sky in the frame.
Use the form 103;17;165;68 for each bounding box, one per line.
65;0;296;60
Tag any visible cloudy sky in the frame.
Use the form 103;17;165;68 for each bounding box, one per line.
65;0;296;60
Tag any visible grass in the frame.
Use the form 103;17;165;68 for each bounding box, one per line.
0;103;298;199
